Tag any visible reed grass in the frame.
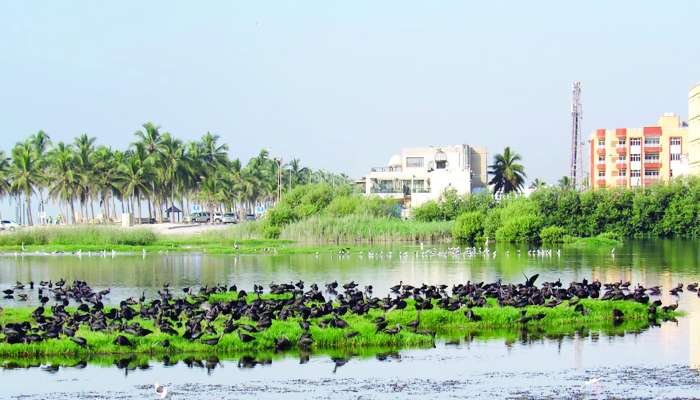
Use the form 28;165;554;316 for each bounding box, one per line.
279;215;454;243
0;297;676;357
0;226;157;246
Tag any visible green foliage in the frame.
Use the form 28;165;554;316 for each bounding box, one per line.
539;226;567;244
412;200;442;222
279;215;452;243
495;214;543;243
0;226;156;246
452;211;484;243
412;191;494;222
440;177;700;243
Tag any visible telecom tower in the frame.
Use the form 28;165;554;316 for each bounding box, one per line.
569;81;583;188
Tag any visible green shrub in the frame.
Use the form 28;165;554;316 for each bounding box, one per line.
495;214;543;243
412;201;443;222
539;226;567;244
262;223;282;239
265;203;297;226
452;211;484;243
325;195;360;217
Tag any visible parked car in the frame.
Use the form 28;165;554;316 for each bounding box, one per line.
213;213;238;224
0;220;19;231
244;214;256;221
137;217;156;224
191;212;211;223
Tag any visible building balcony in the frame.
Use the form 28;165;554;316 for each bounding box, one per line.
596;129;606;138
596;163;606;170
616;146;626;155
370;166;403;173
596;148;606;156
616;162;627;169
643;126;662;136
644;161;661;169
596;178;606;187
615;128;627;137
370;187;431;194
644;145;661;153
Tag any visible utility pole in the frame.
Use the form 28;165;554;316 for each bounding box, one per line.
569;81;583;189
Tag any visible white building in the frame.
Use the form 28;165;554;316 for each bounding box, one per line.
363;144;488;209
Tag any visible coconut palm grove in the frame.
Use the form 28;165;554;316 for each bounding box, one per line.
0;125;349;226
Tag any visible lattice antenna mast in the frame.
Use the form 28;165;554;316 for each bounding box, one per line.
569;81;583;188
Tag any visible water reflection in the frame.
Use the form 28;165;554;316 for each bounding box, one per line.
0;240;699;398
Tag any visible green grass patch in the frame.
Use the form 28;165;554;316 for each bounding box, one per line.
279;215;454;243
0;226;156;246
0;297;677;357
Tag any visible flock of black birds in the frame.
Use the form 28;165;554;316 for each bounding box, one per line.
0;274;687;352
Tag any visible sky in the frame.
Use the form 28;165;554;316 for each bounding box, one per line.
0;1;698;218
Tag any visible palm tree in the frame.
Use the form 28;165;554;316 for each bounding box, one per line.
116;153;154;224
47;142;79;223
200;132;229;170
10;141;42;225
529;178;547;190
134;122;163;155
286;158;310;189
158;133;191;222
74;134;97;222
488;147;526;195
557;176;574;189
30;130;51;223
0;151;11;199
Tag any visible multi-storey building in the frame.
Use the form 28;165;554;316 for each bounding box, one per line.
590;113;687;189
689;83;700;174
364;144;487;208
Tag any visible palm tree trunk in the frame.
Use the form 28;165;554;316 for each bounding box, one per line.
136;194;142;224
25;192;33;226
69;199;76;225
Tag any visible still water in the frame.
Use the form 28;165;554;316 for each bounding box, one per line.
1;240;700;399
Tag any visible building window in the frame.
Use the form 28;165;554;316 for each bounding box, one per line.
644;137;660;146
644;153;660;162
630;154;641;162
598;171;605;177
618;138;626;146
644;170;660;177
671;153;682;161
598;155;605;162
631;170;641;177
618;155;626;161
406;157;424;168
435;160;447;169
619;170;627;177
670;137;681;146
630;138;641;146
597;139;605;147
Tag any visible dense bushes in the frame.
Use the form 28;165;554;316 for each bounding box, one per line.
539;226;568;244
262;183;400;238
446;177;700;243
413;189;494;221
452;212;484;243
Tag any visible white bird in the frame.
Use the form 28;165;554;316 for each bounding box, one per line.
154;382;169;398
584;377;601;385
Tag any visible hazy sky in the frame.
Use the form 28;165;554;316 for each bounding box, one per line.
1;1;698;186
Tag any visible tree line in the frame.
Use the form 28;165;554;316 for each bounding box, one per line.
0;124;349;225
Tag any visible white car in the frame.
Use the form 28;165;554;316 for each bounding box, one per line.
0;220;20;231
213;213;238;224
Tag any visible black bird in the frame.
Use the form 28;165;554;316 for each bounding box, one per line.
113;335;132;346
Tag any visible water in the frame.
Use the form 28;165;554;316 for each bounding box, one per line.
1;240;700;399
